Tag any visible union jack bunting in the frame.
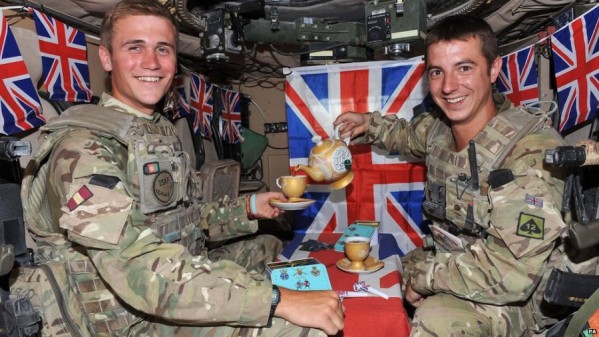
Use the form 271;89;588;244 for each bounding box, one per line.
285;59;429;256
189;72;213;138
30;9;92;102
496;44;539;107
551;4;599;132
164;73;190;121
0;14;44;135
219;88;244;144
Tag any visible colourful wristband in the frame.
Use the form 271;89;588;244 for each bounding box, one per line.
245;194;255;220
250;194;258;216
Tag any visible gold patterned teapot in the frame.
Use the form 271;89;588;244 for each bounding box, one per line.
293;126;354;189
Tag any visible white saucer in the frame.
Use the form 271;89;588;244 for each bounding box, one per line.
270;198;316;211
336;256;385;274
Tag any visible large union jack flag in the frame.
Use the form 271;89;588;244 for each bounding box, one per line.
551;4;599;132
219;88;244;144
496;44;539;107
189;72;213;138
31;9;92;103
285;59;429;256
0;14;44;135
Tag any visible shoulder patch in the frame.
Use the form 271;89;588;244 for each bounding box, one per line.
517;213;544;239
67;185;93;211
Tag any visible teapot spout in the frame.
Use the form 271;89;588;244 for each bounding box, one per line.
294;165;325;182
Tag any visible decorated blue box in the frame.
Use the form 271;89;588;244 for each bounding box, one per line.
333;220;380;252
266;258;332;291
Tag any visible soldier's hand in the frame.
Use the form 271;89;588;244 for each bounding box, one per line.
405;280;425;308
275;288;345;335
254;192;286;218
333;112;370;140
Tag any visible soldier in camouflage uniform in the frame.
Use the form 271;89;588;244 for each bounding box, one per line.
334;15;597;337
19;0;344;336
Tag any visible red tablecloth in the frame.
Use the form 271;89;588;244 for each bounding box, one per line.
281;232;411;337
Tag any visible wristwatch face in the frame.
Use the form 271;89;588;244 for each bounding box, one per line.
272;286;281;305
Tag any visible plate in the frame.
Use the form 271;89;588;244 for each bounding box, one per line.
270;198;316;211
336;256;385;274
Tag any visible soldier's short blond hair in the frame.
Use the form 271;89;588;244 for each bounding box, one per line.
100;0;179;54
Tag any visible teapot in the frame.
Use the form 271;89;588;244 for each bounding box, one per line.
294;125;354;189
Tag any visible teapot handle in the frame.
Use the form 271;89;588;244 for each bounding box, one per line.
334;123;350;145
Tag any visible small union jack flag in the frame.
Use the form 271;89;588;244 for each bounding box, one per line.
551;4;599;132
30;9;92;103
164;73;190;121
189;72;213;138
219;88;244;144
496;44;539;107
286;59;428;255
0;13;44;135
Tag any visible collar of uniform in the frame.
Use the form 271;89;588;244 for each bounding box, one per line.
493;93;515;114
99;92;159;122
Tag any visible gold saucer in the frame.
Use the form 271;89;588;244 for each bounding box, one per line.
336;256;384;274
329;171;354;190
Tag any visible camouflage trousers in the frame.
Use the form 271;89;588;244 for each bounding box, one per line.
402;248;534;337
128;234;327;337
410;293;533;337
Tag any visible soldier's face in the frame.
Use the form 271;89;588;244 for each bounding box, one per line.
99;15;177;115
426;37;501;128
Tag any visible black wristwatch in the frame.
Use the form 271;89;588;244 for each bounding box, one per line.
268;285;281;326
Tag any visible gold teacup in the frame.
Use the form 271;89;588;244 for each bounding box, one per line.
344;236;371;270
276;175;307;199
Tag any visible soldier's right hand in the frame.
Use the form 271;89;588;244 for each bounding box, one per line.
333;112;371;140
275;287;345;335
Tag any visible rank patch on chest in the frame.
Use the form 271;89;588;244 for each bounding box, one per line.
517;213;544;239
67;185;93;211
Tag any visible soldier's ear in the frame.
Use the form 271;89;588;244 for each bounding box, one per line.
98;46;113;72
490;56;502;83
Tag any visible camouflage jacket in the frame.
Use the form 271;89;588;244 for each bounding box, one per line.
22;94;272;329
356;94;573;325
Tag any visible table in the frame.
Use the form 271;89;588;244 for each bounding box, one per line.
280;232;411;337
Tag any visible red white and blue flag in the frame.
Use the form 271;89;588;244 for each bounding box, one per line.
285;59;429;256
189;72;213;138
30;9;92;103
166;73;190;121
219;88;244;144
0;13;45;135
551;4;599;132
496;44;539;107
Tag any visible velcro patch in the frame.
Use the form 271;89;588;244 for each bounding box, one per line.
517;213;544;240
67;185;93;211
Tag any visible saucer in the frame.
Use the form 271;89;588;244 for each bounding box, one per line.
336;256;385;274
270;198;315;211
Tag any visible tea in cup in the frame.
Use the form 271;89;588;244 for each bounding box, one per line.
276;175;307;199
344;236;371;270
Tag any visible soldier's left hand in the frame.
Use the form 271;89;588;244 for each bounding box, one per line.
254;192;286;218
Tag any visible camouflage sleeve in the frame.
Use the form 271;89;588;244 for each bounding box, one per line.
199;195;258;242
410;129;568;305
353;111;434;159
49;129;272;325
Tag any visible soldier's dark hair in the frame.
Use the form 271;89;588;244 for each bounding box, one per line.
425;15;499;71
100;0;179;54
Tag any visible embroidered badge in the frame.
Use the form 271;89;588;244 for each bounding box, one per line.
525;194;544;208
517;213;545;239
67;185;93;211
153;171;174;204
